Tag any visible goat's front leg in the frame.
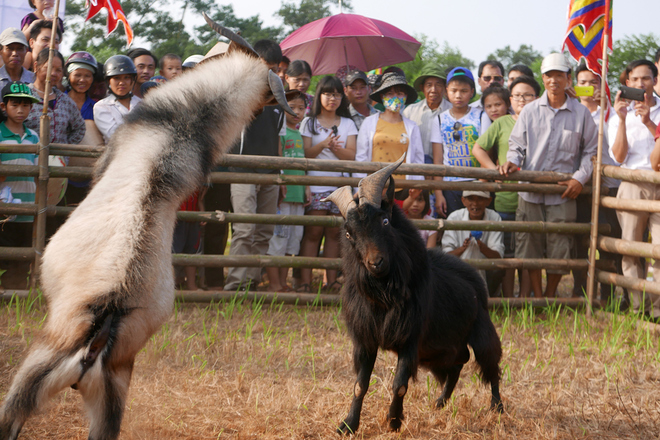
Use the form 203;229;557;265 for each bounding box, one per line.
388;345;417;432
337;344;377;435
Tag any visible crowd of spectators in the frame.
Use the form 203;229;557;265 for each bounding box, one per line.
1;9;660;317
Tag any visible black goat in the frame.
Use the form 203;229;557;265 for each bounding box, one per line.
325;156;503;435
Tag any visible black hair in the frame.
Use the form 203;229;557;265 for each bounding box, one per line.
288;92;307;107
624;59;658;80
3;95;35;106
253;39;282;65
480;84;510;108
655;47;660;64
307;75;350;135
509;75;541;97
383;66;405;77
35;47;64;70
508;64;534;78
29;20;62;43
407;189;431;218
286;59;312;77
281;55;290;65
478;60;504;78
126;47;158;68
158;53;181;70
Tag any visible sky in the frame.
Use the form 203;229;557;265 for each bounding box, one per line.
227;0;658;67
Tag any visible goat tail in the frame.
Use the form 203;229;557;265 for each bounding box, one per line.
0;343;85;440
468;307;502;387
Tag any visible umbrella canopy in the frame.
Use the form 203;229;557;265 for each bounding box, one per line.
280;13;420;75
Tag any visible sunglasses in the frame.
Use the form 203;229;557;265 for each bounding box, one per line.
482;75;504;83
452;121;462;141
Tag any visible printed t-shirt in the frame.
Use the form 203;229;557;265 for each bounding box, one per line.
0;122;40;222
372;118;409;181
300;116;358;193
281;127;305;203
430;106;482;181
475;115;517;212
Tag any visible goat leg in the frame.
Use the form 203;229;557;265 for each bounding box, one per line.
432;364;463;409
337;345;377;435
387;346;417;432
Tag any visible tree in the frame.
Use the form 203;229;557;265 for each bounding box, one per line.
277;0;353;33
608;33;659;88
485;44;543;72
394;35;474;89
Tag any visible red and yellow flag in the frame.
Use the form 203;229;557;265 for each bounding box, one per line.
85;0;134;47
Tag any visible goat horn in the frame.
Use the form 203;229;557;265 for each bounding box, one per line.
203;12;256;55
268;70;297;116
358;153;406;208
322;186;357;219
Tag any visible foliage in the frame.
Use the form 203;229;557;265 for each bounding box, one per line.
608;33;660;87
277;0;353;33
395;35;474;87
486;44;544;72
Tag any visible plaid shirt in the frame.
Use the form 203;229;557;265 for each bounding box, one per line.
26;85;86;149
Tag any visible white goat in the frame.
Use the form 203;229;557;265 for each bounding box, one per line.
0;18;290;440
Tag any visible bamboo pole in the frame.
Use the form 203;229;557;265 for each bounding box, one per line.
598;236;660;259
597;270;660;296
602;164;660;184
0;247;36;260
600;196;660;212
586;1;611;319
217;154;575;183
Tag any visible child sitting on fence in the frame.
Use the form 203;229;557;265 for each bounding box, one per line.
266;93;309;292
403;188;437;248
0;81;40;246
441;190;504;296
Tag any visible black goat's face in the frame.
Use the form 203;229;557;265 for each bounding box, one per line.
345;203;395;278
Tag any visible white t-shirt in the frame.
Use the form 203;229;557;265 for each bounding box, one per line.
300;116;358;193
607;96;660;171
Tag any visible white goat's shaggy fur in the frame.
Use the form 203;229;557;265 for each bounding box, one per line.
0;52;270;440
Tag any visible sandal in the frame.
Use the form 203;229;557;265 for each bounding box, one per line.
324;281;343;294
295;283;312;293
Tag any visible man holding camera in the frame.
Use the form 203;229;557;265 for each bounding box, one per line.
609;59;660;319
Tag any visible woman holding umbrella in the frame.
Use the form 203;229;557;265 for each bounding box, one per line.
354;72;424;207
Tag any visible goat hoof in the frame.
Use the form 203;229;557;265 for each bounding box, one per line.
337;419;357;435
388;417;402;432
491;400;504;413
435;397;448;409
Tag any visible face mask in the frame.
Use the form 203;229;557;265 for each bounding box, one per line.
383;96;406;113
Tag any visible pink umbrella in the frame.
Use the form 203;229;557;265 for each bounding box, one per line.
280;13;421;75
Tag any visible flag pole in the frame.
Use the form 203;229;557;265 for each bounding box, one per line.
586;0;611;319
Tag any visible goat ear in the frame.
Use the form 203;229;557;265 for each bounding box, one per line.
384;177;396;207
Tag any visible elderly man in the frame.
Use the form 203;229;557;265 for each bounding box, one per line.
501;53;598;298
403;63;451;164
609;59;660;318
0;28;35;88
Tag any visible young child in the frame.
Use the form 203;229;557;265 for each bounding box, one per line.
472;75;541;297
285;60;313;116
21;0;64;41
0;81;40;248
441;190;504;294
481;85;510;123
159;54;182;81
265;94;309;292
430;67;483;218
403;188;437;248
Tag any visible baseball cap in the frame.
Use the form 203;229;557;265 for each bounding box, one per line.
1;81;39;103
344;70;368;87
462;190;491;199
541;53;571;74
446;67;475;84
0;28;29;48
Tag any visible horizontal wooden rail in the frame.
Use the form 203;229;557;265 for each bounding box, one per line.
600;196;660;212
598;236;660;259
597;270;660;296
602;164;660;185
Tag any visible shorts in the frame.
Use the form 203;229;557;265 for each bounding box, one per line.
267;203;305;256
307;190;340;215
497;211;516;258
172;221;202;254
515;198;576;274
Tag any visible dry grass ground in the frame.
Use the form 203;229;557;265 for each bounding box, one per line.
1;293;659;440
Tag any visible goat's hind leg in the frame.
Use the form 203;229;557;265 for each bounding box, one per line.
469;309;503;412
0;343;82;440
430;363;464;410
337;345;377;435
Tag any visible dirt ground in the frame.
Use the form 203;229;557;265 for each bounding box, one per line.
1;291;659;440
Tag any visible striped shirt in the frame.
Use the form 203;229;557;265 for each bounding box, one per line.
0;122;40;222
